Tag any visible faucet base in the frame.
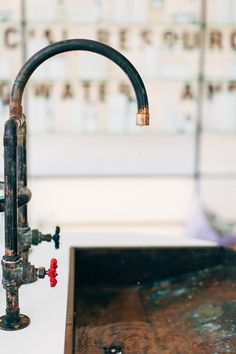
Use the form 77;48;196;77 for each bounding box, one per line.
0;314;30;331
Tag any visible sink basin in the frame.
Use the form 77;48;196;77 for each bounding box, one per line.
65;246;236;354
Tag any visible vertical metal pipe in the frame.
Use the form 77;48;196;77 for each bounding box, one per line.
18;122;28;228
0;256;30;329
5;288;20;325
4;119;19;258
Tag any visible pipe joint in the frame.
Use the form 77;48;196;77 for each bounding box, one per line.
1;258;23;289
9;100;23;123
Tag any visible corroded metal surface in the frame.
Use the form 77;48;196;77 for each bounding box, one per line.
75;265;236;353
17;121;28;229
9;100;22;120
4;118;19;258
0;314;30;331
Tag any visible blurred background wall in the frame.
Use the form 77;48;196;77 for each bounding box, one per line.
1;0;236;237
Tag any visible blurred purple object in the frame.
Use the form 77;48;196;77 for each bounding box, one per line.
186;201;236;247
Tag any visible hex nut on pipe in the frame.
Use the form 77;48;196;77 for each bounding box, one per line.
38;267;46;279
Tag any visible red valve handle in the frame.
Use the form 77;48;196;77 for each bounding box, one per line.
47;258;58;287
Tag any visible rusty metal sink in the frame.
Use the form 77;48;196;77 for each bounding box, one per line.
65;247;236;354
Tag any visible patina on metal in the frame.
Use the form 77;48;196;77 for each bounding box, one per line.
17;119;28;229
0;39;150;330
65;247;236;354
0;257;31;330
4;118;19;260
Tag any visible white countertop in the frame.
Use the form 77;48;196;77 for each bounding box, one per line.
0;232;214;354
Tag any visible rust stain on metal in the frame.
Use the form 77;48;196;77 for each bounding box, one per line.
5;248;14;257
136;106;149;126
5;176;9;196
9;99;22;119
74;265;236;353
18;212;26;226
17;133;25;145
6;290;18;309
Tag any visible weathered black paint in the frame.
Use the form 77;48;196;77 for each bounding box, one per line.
4;118;19;258
11;39;149;112
17;121;28;228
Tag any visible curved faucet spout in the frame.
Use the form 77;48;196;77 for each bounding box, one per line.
10;39;149;126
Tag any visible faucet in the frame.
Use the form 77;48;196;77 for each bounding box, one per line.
0;39;149;330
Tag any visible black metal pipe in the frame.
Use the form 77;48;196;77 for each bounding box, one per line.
10;39;149;125
17;122;28;228
5;288;20;325
4;118;19;259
